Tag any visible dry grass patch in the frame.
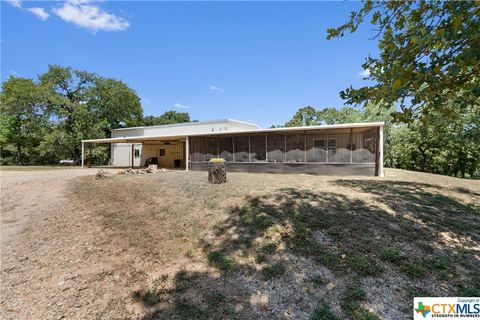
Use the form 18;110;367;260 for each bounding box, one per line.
64;169;480;319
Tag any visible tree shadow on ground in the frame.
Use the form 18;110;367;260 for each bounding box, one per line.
138;181;480;319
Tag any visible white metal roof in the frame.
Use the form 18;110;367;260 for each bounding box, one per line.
82;122;384;144
112;118;261;131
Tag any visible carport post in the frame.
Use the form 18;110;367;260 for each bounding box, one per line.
131;143;134;168
81;142;84;168
185;136;189;172
88;144;92;168
379;126;384;177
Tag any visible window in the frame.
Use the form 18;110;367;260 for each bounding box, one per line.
286;133;305;162
312;139;326;162
267;133;285;162
205;137;217;160
233;136;249;162
190;137;204;162
250;134;266;162
134;149;140;158
159;149;165;157
218;137;233;162
327;138;336;162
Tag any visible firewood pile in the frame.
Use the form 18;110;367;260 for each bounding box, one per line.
95;169;110;179
208;158;227;184
117;165;172;175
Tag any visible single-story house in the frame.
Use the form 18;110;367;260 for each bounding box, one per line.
82;119;384;176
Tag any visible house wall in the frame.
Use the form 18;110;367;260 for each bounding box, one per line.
187;127;380;176
189;163;376;176
111;119;259;139
110;143;143;167
108;125;382;175
112;142;185;168
110;120;258;165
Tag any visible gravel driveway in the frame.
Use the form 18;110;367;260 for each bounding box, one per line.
0;168;112;246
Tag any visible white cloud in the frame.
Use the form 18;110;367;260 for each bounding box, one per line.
175;103;191;109
358;69;371;78
6;0;22;8
53;0;130;32
209;86;224;92
27;7;49;21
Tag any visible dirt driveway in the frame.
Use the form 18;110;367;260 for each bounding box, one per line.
0;168;111;245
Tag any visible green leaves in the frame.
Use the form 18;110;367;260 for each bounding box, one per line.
392;79;402;93
327;1;480;123
1;65;144;165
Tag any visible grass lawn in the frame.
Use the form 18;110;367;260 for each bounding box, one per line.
65;168;480;319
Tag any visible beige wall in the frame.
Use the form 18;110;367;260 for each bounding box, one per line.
142;142;185;168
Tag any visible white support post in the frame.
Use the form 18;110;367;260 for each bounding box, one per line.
379;126;384;177
304;131;307;163
248;135;251;162
265;132;268;162
81;142;85;168
232;136;235;162
186;136;189;172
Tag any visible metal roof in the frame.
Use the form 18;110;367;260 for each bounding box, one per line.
82;122;384;144
112;118;261;131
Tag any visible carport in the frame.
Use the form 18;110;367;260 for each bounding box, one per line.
81;135;191;171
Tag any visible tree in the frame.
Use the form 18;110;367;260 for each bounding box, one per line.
88;77;143;131
327;1;480;122
284;106;322;127
0;77;47;164
0;65;143;165
142;110;191;126
39;65;142;162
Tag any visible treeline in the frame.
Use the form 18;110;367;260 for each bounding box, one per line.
0;65;191;165
281;105;480;179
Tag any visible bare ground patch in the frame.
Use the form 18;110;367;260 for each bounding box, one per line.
1;169;479;319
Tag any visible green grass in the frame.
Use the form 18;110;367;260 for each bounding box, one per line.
402;259;428;278
310;275;325;286
380;248;405;264
262;262;286;280
207;251;237;273
341;279;380;320
255;254;266;264
348;254;383;276
312;302;338;320
261;242;277;254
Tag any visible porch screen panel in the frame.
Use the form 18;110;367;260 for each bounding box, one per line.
250;134;266;162
267;133;285;162
205;137;217;161
218;137;233;162
190;137;204;162
286;132;305;162
352;128;377;163
327;132;350;163
233;136;249;162
306;131;327;162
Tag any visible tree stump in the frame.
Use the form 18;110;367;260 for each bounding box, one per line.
208;159;227;184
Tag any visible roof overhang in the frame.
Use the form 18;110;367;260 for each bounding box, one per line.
82;122;385;144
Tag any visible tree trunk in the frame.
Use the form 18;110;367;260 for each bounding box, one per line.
16;143;22;165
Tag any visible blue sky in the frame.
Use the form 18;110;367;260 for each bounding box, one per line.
1;1;377;128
